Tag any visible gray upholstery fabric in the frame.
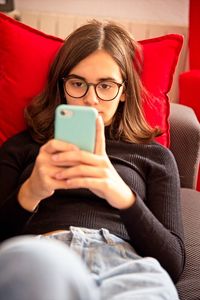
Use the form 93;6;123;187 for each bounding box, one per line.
170;103;200;189
176;188;200;300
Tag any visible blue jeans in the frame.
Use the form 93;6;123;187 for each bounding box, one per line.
0;227;179;300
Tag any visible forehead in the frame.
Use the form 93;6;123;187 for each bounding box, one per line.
69;49;123;82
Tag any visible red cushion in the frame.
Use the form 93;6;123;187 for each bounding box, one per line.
189;0;200;69
179;70;200;122
197;168;200;192
179;69;200;192
140;35;183;146
0;12;183;147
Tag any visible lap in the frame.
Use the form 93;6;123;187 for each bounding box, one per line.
40;227;180;300
0;227;179;300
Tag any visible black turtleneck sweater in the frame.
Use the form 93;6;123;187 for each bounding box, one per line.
0;130;185;283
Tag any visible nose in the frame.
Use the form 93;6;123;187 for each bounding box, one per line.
83;85;99;106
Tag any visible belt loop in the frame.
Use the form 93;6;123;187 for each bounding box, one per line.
101;228;115;246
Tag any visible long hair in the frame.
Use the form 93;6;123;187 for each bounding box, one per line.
25;20;161;144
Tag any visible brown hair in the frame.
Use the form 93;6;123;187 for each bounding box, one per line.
25;20;161;144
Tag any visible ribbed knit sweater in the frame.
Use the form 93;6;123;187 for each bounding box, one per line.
0;130;185;282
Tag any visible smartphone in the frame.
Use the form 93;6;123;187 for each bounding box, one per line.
54;104;98;152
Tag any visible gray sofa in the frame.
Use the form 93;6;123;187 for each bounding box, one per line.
170;103;200;300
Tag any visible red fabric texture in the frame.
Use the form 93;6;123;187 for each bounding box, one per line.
179;70;200;191
0;13;62;144
140;35;183;146
0;12;183;147
197;170;200;191
179;70;200;121
189;0;200;69
179;0;200;191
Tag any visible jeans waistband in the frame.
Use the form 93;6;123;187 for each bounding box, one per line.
41;226;127;247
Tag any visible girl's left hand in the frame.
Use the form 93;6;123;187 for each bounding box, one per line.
52;116;135;210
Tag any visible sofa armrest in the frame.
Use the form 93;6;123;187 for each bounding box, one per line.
169;103;200;189
176;188;200;299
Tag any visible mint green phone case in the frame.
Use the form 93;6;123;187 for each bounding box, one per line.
54;105;98;152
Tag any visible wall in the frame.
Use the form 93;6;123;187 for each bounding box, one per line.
14;0;189;26
12;0;189;102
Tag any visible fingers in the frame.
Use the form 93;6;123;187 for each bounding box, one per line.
39;117;106;168
65;176;105;192
41;139;79;154
95;115;106;155
51;148;107;167
39;139;81;167
54;164;108;180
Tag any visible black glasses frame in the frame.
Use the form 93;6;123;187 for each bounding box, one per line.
62;76;125;101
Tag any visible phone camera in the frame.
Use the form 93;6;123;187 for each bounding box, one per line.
60;109;73;117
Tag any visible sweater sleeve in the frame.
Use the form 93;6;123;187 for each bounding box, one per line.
0;187;36;241
0;133;37;242
120;146;185;283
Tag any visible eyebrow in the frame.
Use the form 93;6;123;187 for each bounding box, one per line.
68;73;119;82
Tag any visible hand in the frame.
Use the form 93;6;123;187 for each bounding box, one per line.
18;139;80;211
51;116;136;210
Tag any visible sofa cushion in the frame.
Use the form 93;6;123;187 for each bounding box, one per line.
179;70;200;122
176;188;200;299
140;35;183;146
0;12;183;147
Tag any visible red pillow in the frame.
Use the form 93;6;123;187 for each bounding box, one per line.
140;35;183;146
0;12;183;147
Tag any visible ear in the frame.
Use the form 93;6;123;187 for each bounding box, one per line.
120;92;126;102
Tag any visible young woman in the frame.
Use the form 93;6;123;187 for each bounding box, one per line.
0;20;184;299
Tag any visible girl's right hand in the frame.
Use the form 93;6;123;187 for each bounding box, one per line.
18;139;80;212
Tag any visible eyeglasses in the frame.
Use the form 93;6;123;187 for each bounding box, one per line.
62;76;125;101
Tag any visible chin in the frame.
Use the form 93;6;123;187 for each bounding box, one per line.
104;120;112;126
99;113;111;126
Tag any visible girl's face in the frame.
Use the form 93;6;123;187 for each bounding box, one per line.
64;49;125;126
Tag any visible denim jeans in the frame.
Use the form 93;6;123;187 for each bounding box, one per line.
0;227;179;300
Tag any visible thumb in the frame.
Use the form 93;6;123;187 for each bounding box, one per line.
94;115;106;155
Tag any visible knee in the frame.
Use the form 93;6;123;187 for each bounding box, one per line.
0;236;99;300
0;236;85;276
